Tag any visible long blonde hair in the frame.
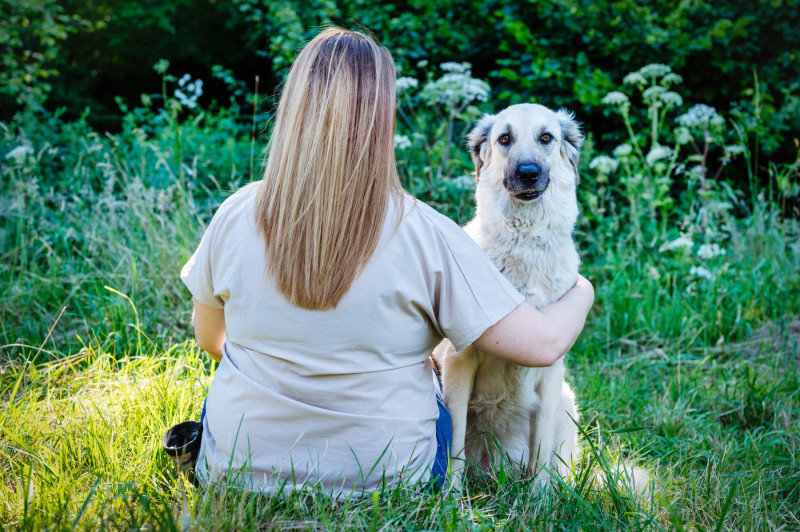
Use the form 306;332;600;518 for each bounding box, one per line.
255;27;402;310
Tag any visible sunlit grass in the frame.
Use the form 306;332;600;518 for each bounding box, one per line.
1;102;798;528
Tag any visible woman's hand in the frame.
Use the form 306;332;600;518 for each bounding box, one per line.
472;274;594;367
192;299;226;362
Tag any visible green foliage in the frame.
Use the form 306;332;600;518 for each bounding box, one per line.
0;0;94;114
6;0;797;169
1;5;800;528
395;62;490;222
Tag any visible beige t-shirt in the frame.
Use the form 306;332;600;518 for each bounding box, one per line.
181;182;524;495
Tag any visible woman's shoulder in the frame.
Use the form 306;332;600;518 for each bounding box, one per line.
401;193;469;241
208;182;260;224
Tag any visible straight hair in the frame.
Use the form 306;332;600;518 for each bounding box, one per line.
255;28;402;310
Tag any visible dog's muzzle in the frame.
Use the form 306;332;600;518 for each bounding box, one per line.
506;162;549;201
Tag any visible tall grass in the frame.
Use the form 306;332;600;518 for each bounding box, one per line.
1;70;799;528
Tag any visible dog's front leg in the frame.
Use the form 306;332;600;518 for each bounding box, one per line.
527;359;566;484
436;342;479;492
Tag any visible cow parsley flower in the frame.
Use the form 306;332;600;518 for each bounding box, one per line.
589;155;619;174
637;63;672;80
660;91;683;107
661;73;684;86
396;77;419;93
646;145;673;165
622;72;646;86
677;104;720;128
690;265;715;281
642;86;666;103
613;143;633;157
393;134;411;150
675;127;692;145
440;62;469;73
697;243;726;260
153;58;170;74
659;235;693;252
420;63;490;106
5;144;34;163
174;74;203;109
452;174;476;190
601;91;630;106
724;145;745;156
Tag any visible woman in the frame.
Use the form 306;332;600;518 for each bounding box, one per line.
181;27;594;495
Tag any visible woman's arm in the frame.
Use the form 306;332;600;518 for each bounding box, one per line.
472;274;594;367
192;299;226;362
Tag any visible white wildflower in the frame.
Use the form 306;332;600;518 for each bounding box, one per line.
613;143;633;157
659;235;693;252
643;86;666;102
452;174;476;190
690;265;715;281
394;134;412;150
687;165;704;180
646;145;673;165
5;144;34;163
677;104;720;128
623;72;646;86
660;91;683;107
588;155;619;174
697;243;726;260
602;91;630;106
174;74;203;109
661;72;684;86
724;145;745;156
153;58;170;74
637;63;672;79
396;76;419;93
440;62;470;73
675;126;692;145
420;64;490;106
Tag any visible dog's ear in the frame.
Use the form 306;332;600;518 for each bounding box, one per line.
467;114;495;182
556;109;585;183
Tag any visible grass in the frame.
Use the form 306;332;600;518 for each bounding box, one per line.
1;104;798;529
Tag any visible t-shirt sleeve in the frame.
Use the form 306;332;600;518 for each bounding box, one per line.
180;205;228;309
416;204;526;351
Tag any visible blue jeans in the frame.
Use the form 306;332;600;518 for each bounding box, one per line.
430;393;452;491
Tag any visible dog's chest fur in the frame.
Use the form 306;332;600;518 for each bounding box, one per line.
463;206;579;437
466;210;579;308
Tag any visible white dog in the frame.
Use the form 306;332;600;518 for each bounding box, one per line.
433;103;584;487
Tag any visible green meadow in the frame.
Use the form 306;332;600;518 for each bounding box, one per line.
2;1;799;529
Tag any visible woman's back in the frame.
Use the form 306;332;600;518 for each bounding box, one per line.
183;183;523;493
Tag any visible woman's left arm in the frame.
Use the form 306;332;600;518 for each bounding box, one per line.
192;299;225;362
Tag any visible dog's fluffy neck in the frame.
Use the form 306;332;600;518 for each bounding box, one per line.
467;193;579;307
473;193;578;243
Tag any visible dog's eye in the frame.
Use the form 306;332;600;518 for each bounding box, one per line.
541;133;552;143
498;134;511;145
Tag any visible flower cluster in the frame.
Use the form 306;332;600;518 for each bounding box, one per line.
588;155;619;175
676;104;724;129
396;77;419;93
645;146;673;165
5;144;34;164
696;243;726;260
175;74;204;109
393;134;411;151
451;174;476;191
420;62;490;108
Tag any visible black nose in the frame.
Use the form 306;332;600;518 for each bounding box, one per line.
516;163;540;185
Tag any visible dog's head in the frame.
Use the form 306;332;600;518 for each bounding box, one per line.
467;104;584;211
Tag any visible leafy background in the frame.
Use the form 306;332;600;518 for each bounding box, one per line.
1;0;799;529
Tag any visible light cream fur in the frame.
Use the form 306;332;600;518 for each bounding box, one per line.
433;103;585;489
